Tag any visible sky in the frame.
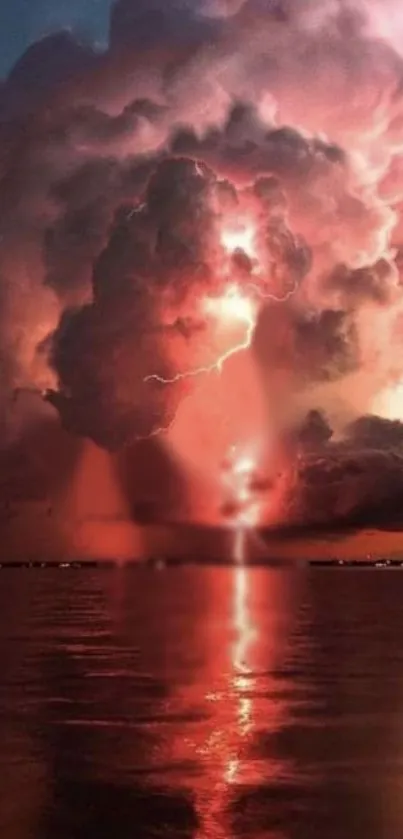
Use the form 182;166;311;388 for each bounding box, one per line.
2;0;403;557
0;0;113;76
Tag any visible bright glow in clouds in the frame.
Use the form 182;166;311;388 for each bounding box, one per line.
222;446;259;520
145;284;257;384
221;221;258;260
202;283;256;339
145;209;290;519
221;446;263;564
372;379;403;421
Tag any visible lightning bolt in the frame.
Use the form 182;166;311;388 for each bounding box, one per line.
135;422;173;442
143;313;255;385
140;189;299;439
143;280;296;387
246;278;298;304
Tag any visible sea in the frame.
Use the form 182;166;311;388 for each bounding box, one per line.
0;564;402;839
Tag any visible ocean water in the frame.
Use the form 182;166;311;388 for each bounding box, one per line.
0;565;403;839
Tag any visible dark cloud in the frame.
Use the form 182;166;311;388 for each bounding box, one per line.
0;32;98;118
44;153;158;300
285;414;403;530
347;414;403;450
46;297;185;449
325;258;397;307
109;0;217;52
254;305;358;386
290;409;333;451
171;102;346;183
46;157;223;447
46;98;166;151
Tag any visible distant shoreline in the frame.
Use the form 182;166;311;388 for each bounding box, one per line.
0;558;402;569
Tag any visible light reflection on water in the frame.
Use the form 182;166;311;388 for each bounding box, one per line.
1;566;403;838
193;563;257;837
191;560;295;838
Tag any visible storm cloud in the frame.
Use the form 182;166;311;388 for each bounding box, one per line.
285;414;403;530
1;0;403;525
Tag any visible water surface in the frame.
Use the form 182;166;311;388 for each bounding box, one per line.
0;566;402;838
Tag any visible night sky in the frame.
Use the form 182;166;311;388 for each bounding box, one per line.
0;0;113;75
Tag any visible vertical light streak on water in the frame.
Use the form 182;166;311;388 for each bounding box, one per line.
194;529;258;837
225;525;256;785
